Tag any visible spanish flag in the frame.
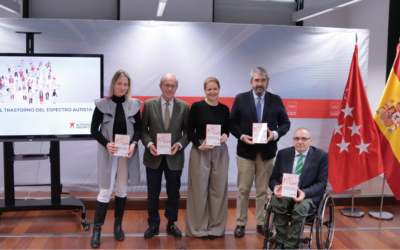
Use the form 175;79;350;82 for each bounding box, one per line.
374;43;400;200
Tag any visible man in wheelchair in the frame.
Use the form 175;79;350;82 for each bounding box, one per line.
268;128;328;249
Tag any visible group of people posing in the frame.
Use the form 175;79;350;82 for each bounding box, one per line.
90;67;329;250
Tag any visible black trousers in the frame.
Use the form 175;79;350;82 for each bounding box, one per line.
146;156;182;227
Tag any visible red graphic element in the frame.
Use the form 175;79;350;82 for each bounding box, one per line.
330;102;340;113
104;96;342;119
287;101;297;112
328;45;384;194
70;122;75;128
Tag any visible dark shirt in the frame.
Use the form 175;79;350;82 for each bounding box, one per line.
91;95;142;148
187;100;230;148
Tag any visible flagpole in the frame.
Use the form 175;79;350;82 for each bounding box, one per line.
368;176;393;220
340;187;364;217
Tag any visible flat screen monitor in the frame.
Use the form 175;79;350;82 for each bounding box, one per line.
0;53;103;141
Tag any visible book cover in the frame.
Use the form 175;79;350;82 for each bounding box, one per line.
114;134;130;157
281;173;299;198
157;133;171;155
252;123;268;144
206;124;221;146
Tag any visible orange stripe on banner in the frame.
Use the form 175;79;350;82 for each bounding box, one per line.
128;96;341;119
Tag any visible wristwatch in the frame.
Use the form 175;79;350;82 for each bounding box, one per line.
132;141;138;146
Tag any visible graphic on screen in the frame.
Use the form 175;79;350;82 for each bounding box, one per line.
0;55;102;139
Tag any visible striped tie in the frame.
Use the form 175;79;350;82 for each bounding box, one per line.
295;154;304;178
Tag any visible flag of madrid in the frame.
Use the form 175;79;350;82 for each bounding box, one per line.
328;45;384;194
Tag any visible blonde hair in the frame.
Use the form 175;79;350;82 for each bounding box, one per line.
108;70;132;100
203;77;220;89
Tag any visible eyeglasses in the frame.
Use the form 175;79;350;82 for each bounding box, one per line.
163;84;177;89
293;137;311;142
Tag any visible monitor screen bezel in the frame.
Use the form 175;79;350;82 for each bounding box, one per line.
0;53;104;142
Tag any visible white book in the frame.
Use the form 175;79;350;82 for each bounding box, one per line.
206;124;221;146
114;134;130;157
281;173;299;198
252;123;268;144
157;133;171;155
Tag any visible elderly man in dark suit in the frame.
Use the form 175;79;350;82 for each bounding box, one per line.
269;128;328;249
230;67;290;237
141;73;189;239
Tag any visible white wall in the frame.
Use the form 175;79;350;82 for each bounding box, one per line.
0;0;22;18
304;0;390;114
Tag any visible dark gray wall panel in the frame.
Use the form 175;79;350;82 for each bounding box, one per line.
29;0;118;20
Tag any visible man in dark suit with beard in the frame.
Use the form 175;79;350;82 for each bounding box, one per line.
230;67;290;237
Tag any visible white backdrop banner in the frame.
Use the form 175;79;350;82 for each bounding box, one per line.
0;19;369;193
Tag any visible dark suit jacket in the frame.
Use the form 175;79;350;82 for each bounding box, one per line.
230;90;290;161
269;146;329;204
141;96;189;170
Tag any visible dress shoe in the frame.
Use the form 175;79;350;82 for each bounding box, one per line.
208;235;218;240
256;225;264;235
234;225;245;238
273;242;284;250
166;224;182;238
284;246;296;249
199;236;208;240
144;226;159;239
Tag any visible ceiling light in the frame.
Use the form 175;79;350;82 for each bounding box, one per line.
292;0;362;22
156;0;167;17
0;0;20;14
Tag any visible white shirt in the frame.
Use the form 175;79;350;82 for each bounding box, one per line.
240;90;278;141
147;96;182;150
292;148;310;174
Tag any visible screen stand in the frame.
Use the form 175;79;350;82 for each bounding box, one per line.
0;141;90;231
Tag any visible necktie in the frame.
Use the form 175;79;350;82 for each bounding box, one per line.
256;96;262;123
164;102;170;130
295;154;304;178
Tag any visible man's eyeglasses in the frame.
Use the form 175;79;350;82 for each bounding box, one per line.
163;84;177;89
293;137;311;142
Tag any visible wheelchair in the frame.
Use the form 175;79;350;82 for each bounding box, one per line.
262;192;335;250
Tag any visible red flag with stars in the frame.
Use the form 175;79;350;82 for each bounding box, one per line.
328;45;384;194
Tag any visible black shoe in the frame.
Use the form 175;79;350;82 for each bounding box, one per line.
114;196;127;241
273;242;284;250
234;225;245;238
208;235;218;240
284;246;295;249
256;225;264;235
166;224;182;238
144;226;159;239
91;201;109;248
200;236;208;240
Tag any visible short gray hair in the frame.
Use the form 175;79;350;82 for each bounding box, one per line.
160;73;179;85
250;67;270;82
294;127;312;138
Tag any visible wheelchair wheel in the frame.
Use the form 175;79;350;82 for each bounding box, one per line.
316;195;335;250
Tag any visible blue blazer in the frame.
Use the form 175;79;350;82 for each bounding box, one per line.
230;90;290;161
269;146;329;204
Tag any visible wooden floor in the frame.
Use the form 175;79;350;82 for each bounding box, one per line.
1;205;400;249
